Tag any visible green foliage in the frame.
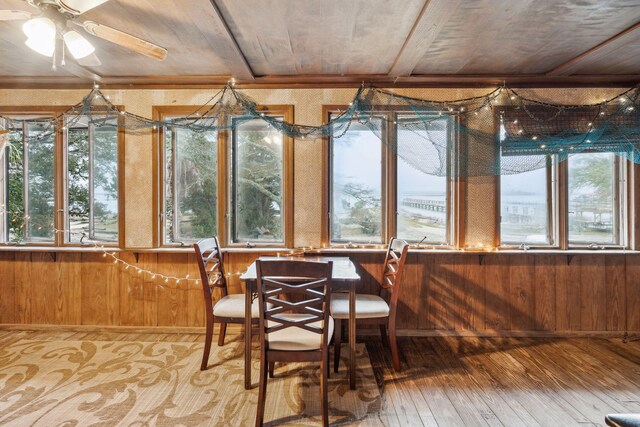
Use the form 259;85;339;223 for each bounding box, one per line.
66;124;118;240
5;120;118;243
166;125;283;243
7;127;54;241
167;129;217;241
235;131;282;241
67;129;90;218
569;154;613;203
7;132;24;241
342;182;381;236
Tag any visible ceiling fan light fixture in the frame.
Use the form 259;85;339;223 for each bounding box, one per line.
22;17;56;40
25;36;55;57
63;30;95;59
23;17;56;57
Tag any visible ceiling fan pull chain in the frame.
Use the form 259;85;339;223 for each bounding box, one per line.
61;40;66;66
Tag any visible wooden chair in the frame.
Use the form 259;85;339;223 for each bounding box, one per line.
331;237;409;372
194;237;261;371
255;259;334;427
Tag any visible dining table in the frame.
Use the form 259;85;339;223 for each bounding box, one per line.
240;256;361;390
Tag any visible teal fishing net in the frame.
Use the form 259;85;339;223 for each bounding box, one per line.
2;84;638;179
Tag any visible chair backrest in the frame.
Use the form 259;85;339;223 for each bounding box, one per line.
194;237;228;310
255;260;333;350
380;238;409;306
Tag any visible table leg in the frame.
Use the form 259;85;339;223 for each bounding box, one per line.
244;283;252;390
349;280;356;390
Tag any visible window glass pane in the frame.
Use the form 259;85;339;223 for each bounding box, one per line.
26;123;55;241
164;126;217;244
397;116;449;244
67;120;88;240
331;118;383;244
92;121;118;241
5;121;25;242
67;116;118;243
500;117;551;246
568;152;617;245
500;161;551;245
231;118;283;243
2;120;57;243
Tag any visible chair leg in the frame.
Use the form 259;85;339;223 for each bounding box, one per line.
268;361;275;378
389;320;401;372
333;319;342;373
379;324;390;348
320;352;329;427
217;322;227;346
201;317;214;371
255;352;268;427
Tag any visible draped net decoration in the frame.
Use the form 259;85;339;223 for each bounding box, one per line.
1;84;639;248
2;84;638;177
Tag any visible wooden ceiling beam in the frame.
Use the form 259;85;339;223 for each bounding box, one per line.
547;20;640;76
0;73;638;89
207;0;254;81
388;0;460;78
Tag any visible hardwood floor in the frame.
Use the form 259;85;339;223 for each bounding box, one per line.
1;329;638;426
368;335;640;426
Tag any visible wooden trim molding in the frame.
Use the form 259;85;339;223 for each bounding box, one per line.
1;74;639;90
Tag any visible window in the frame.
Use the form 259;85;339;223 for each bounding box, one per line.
500;156;555;246
397;114;453;244
327;110;457;246
162;123;218;245
0;116;55;243
499;112;628;249
230;117;285;245
331;118;384;244
568;152;625;246
156;106;292;247
0;110;122;246
65;115;120;243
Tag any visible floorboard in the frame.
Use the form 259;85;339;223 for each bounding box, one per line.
1;330;638;426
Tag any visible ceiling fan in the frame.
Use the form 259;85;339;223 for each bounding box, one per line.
0;0;167;67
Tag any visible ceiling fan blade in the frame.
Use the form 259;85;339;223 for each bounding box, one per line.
81;21;167;61
76;52;102;67
0;10;31;21
56;0;110;15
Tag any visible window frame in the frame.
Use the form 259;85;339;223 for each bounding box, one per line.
497;155;560;249
153;105;294;248
495;108;630;250
564;150;628;249
0;109;60;246
0;106;124;248
62;113;125;247
322;105;462;249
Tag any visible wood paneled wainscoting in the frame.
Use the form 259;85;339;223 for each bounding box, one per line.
0;250;639;335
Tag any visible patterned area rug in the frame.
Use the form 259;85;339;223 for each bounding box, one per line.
0;331;381;426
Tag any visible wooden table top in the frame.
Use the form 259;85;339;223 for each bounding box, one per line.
240;256;360;281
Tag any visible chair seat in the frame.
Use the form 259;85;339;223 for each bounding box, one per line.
267;314;334;351
330;293;390;319
606;414;640;427
213;294;260;318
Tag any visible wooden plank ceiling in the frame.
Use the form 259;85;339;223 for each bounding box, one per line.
0;0;639;87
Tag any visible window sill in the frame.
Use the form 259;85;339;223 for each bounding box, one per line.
0;245;637;255
0;245;287;254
